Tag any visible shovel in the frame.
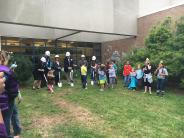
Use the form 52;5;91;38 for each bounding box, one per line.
70;70;74;87
43;73;48;87
91;70;95;85
58;71;62;88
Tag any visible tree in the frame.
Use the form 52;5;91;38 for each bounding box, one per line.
122;16;184;88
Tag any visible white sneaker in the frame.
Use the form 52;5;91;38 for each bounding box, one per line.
70;83;74;87
91;81;94;86
58;82;62;88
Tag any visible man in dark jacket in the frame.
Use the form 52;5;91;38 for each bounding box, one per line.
53;55;62;87
64;52;74;87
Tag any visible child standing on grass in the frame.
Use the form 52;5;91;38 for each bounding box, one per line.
136;64;143;90
128;68;137;90
108;63;116;89
90;56;98;86
98;64;106;91
155;61;168;96
123;61;132;87
81;63;88;89
112;61;118;84
47;70;55;93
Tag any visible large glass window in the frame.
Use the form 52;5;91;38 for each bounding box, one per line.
6;37;20;46
0;36;101;63
1;37;23;54
33;39;46;56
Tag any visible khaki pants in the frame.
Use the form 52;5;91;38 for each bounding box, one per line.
65;70;73;83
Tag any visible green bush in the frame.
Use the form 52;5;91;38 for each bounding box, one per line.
122;17;184;88
10;54;33;85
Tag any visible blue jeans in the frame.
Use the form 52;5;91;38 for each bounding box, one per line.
2;99;21;138
81;75;87;88
123;75;130;87
157;79;166;95
2;100;14;138
11;103;21;136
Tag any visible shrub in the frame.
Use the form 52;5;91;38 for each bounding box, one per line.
122;16;184;88
10;54;33;85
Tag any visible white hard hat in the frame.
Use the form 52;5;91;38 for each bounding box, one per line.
45;51;50;56
66;52;70;56
40;57;46;62
146;58;150;61
92;56;96;61
55;55;59;58
81;55;85;58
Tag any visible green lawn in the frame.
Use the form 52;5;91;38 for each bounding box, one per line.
18;81;184;138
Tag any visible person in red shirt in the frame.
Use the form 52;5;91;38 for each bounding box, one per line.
123;61;132;87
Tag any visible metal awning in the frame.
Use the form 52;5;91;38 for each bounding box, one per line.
0;22;135;43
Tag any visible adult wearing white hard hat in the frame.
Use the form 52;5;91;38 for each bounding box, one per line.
90;56;98;85
53;55;62;87
42;51;52;87
44;51;52;70
32;57;46;89
64;52;74;87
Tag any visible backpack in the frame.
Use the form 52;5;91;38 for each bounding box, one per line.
0;65;19;100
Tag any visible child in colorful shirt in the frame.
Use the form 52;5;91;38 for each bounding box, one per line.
108;64;116;89
98;64;106;91
47;70;55;93
135;64;143;90
123;61;132;87
128;68;137;90
81;63;88;89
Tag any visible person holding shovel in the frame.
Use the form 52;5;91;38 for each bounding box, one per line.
64;52;74;87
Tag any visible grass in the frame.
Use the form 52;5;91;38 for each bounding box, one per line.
18;80;184;138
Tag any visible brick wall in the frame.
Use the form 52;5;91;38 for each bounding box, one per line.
101;4;184;63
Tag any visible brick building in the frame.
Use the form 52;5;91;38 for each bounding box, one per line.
102;2;184;62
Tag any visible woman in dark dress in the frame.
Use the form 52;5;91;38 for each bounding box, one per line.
32;57;46;90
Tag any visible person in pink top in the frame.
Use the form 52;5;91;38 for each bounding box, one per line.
123;61;132;87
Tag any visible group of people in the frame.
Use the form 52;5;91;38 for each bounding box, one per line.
32;50;169;96
123;58;168;96
32;50;119;92
80;58;118;91
32;51;75;93
0;51;22;138
0;49;170;137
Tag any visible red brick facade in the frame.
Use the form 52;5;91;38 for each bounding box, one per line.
101;4;184;63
